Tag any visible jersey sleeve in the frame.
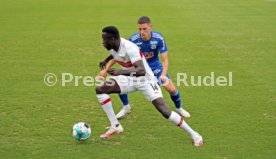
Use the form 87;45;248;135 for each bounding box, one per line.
128;36;133;42
157;35;168;54
127;45;142;64
129;33;139;42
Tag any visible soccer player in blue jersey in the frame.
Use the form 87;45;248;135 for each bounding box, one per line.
117;16;190;119
98;16;191;119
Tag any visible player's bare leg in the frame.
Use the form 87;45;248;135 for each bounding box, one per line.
162;80;191;118
152;97;203;147
95;79;123;138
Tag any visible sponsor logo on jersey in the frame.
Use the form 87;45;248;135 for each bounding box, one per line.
144;52;154;59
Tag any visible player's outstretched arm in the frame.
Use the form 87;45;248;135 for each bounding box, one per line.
105;59;116;71
160;52;169;76
99;55;114;70
107;60;146;77
97;59;116;79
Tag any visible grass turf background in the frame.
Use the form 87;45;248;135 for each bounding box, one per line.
0;0;275;158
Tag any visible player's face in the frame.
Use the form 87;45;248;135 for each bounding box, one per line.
138;23;152;41
102;32;114;50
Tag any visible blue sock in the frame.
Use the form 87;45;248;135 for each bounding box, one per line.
119;94;129;106
170;90;181;109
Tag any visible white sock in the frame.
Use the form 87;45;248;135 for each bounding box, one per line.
123;104;130;109
97;94;119;126
124;104;130;107
169;111;196;137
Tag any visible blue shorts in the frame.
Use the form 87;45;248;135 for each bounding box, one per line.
152;68;170;85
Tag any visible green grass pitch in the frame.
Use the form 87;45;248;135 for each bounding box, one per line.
0;0;275;158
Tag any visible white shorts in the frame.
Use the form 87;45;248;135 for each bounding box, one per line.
110;75;163;102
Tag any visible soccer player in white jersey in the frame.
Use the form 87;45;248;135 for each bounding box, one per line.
96;26;203;147
98;16;190;119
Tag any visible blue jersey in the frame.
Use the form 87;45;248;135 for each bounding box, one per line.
129;31;168;72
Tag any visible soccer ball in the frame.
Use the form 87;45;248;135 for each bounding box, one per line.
72;122;91;141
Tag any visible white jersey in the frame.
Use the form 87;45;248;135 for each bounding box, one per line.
109;38;154;77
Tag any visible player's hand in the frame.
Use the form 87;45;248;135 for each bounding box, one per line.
107;68;121;76
96;70;107;80
99;61;107;70
160;75;169;84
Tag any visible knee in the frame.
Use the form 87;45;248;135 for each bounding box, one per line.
164;86;175;95
168;89;176;95
95;86;104;94
153;100;171;119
